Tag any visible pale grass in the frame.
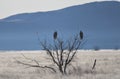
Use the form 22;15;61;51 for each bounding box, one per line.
0;50;120;79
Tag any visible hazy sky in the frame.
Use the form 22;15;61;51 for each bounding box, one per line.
0;0;118;19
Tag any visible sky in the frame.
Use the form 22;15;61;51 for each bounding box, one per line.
0;0;118;19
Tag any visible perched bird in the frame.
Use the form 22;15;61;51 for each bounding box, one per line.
53;31;57;40
80;31;83;39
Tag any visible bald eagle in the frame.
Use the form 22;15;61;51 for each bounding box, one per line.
80;31;83;39
53;31;57;40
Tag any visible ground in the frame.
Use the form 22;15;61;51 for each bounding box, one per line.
0;50;120;79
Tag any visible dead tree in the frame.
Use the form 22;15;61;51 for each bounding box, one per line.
16;31;84;75
40;31;84;74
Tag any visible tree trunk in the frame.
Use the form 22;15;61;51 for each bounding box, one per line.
59;66;64;74
63;64;67;75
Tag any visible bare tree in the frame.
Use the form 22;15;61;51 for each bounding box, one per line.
17;31;84;75
40;31;84;74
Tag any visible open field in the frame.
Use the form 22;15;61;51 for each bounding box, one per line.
0;50;120;79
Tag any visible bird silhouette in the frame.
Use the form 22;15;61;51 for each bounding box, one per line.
80;31;83;39
53;31;57;40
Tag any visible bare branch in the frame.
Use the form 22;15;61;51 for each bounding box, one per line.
54;40;60;64
20;53;40;66
16;60;56;72
41;42;59;66
92;59;97;70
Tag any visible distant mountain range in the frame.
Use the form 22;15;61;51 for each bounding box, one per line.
0;1;120;50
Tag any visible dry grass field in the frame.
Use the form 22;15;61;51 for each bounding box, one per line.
0;50;120;79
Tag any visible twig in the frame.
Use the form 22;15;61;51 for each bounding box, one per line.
92;59;97;70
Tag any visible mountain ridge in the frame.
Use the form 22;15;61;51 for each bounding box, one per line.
0;1;120;50
1;1;120;21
